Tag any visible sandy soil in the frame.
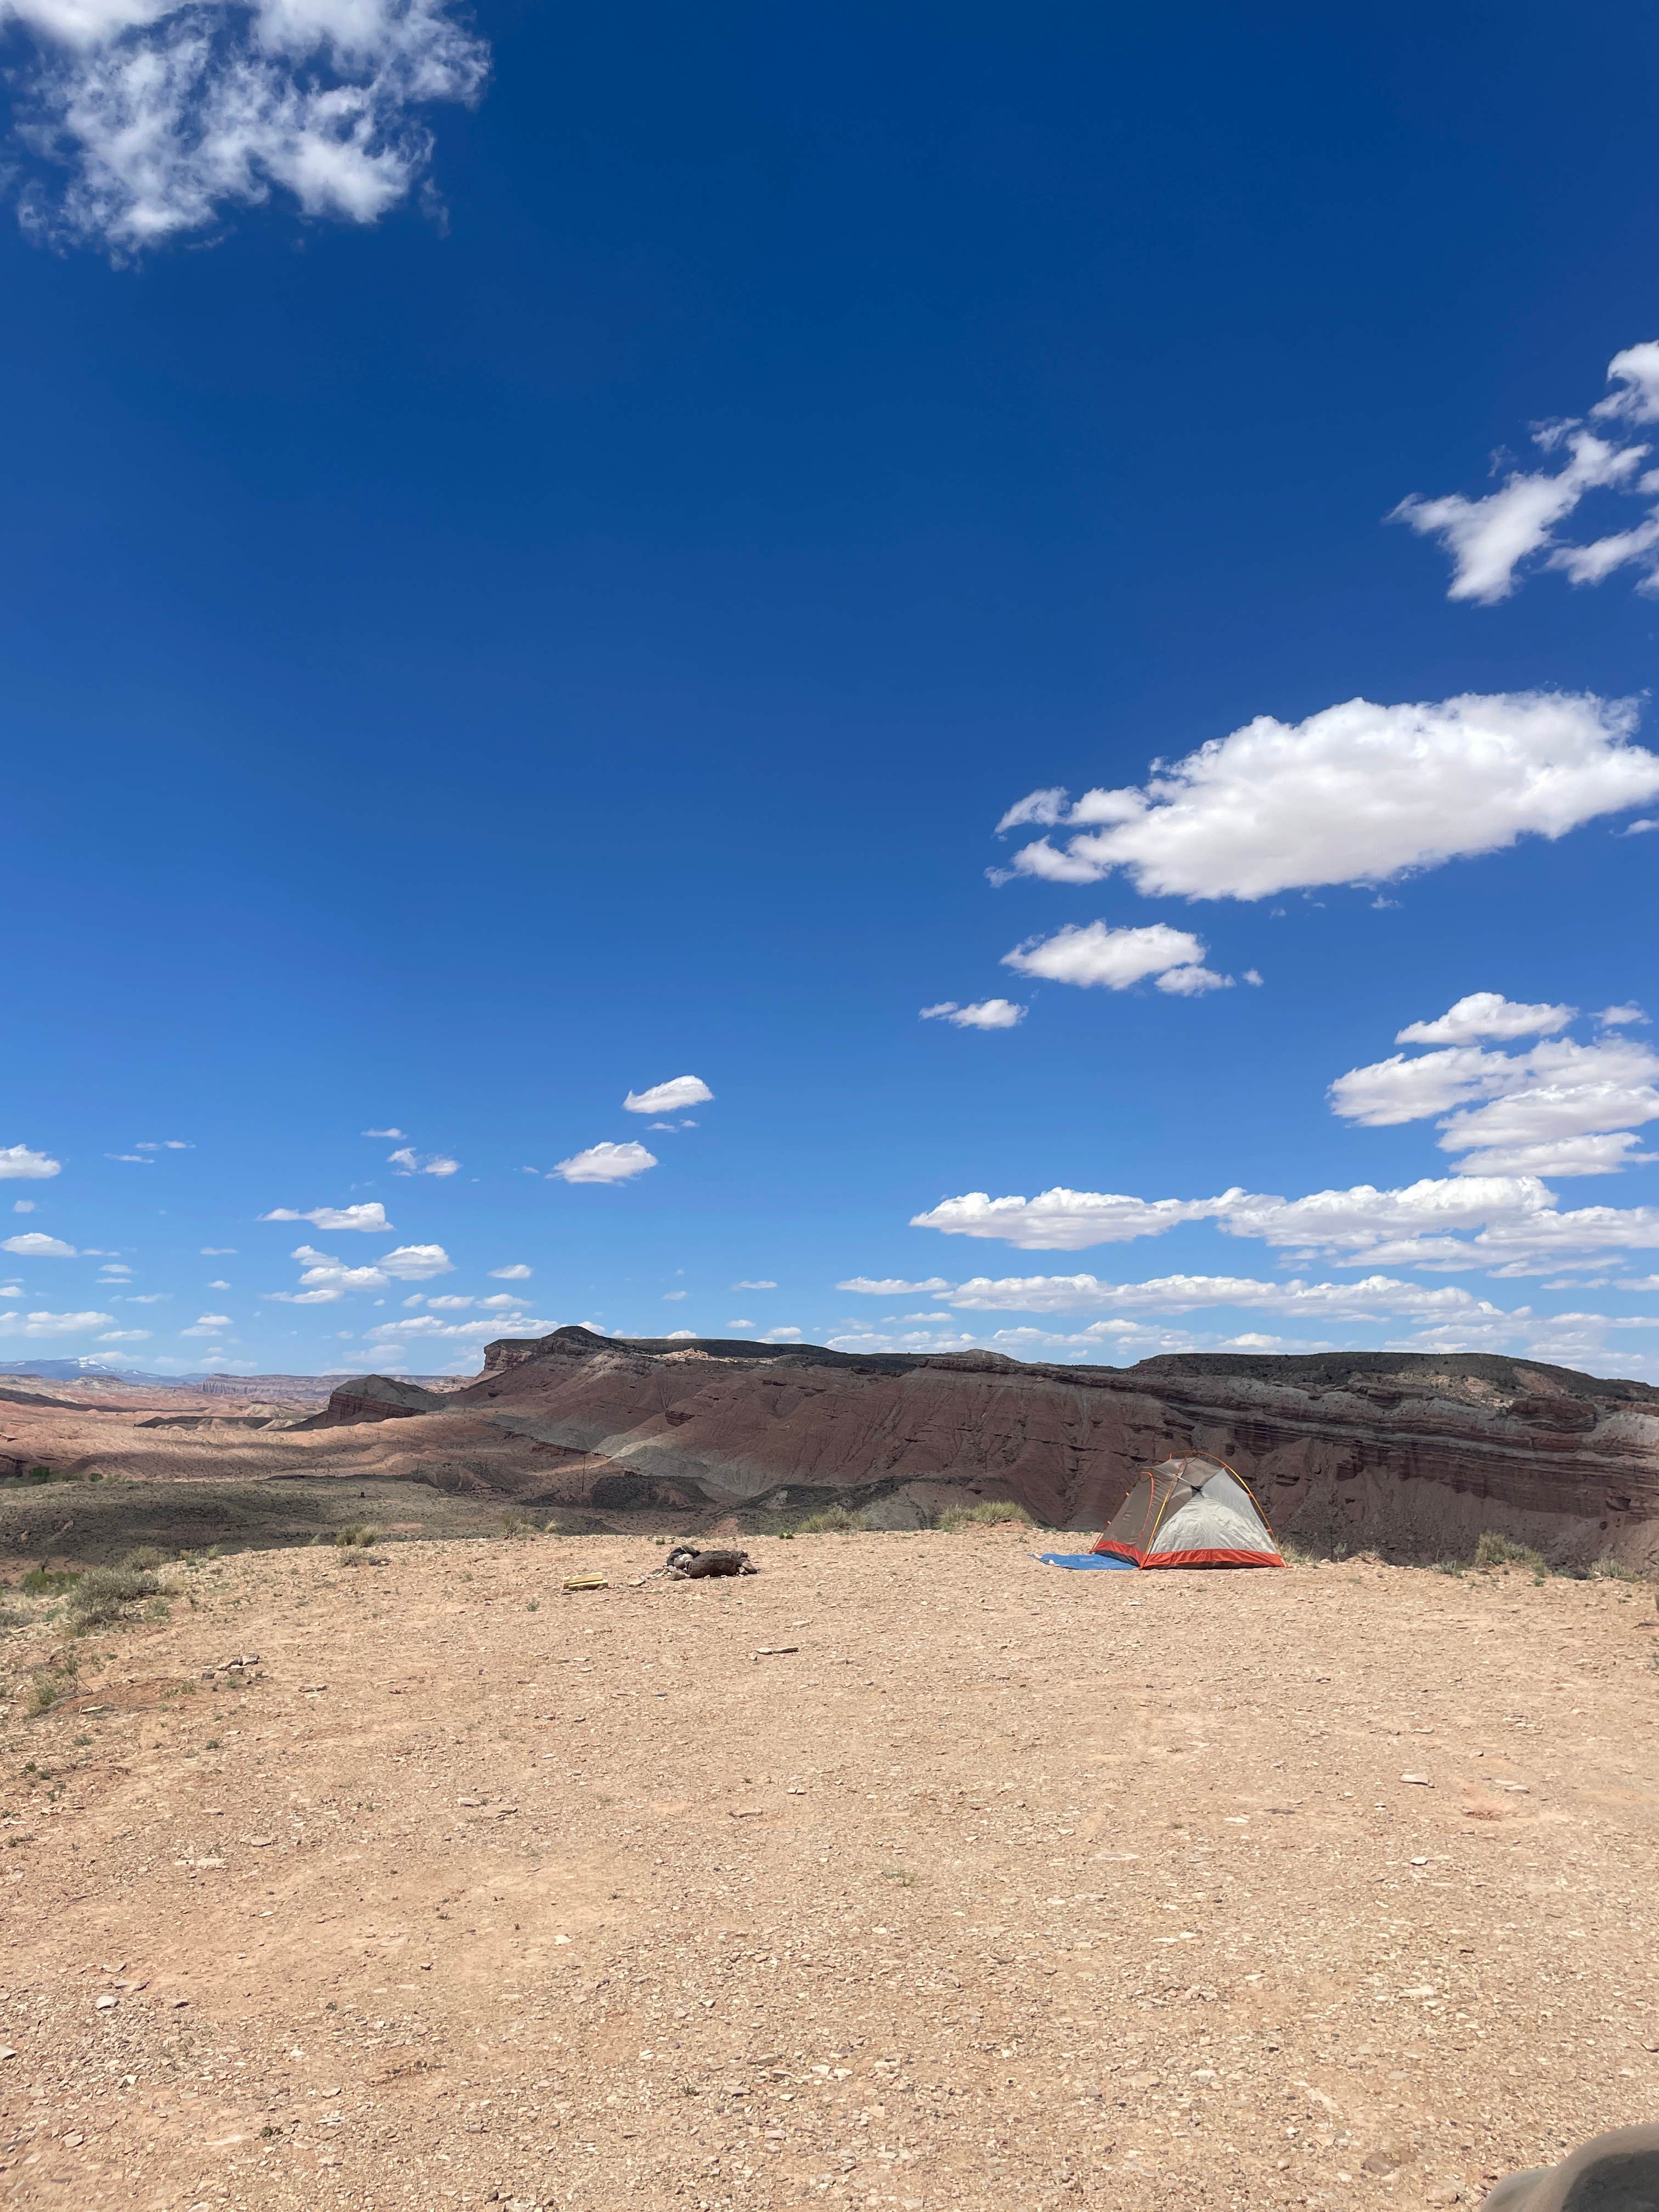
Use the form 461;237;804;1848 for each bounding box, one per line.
2;1532;1657;2212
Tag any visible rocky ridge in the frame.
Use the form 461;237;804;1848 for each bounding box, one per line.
308;1326;1659;1566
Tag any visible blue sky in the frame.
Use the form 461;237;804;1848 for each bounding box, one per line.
4;2;1659;1378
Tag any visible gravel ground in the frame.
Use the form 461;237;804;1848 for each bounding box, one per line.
1;1530;1656;2211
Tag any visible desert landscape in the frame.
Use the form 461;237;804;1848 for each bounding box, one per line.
1;1336;1657;2209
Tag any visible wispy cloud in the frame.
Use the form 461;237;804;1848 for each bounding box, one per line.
623;1075;713;1115
1;0;489;255
1;1232;76;1257
1392;342;1659;600
387;1146;459;1176
919;998;1027;1029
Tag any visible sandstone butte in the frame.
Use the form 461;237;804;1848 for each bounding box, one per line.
8;1327;1653;1568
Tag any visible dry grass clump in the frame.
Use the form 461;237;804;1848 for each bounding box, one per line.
27;1654;79;1716
794;1505;861;1534
67;1564;162;1630
936;1499;1034;1530
1476;1531;1549;1579
334;1525;379;1550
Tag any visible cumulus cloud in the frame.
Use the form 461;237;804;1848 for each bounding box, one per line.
387;1146;458;1176
488;1263;531;1279
550;1141;657;1186
837;1276;952;1295
762;1326;803;1342
12;1201;36;1214
909;1190;1231;1252
181;1311;232;1334
919;998;1027;1029
623;1076;713;1116
0;1307;116;1338
910;1170;1659;1277
368;1310;549;1341
1;1232;76;1256
1396;991;1576;1045
1598;1003;1649;1027
1001;921;1228;995
1330;1023;1659;1178
0;1144;61;1180
940;1269;1504;1323
261;1201;390;1231
994;694;1659;901
1;0;489;255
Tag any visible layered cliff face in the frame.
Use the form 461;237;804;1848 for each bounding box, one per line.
314;1327;1659;1568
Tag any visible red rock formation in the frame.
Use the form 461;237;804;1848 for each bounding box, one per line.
309;1328;1659;1568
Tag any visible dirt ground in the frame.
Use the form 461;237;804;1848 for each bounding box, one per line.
2;1531;1657;2212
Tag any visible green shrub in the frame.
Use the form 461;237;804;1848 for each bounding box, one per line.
1475;1531;1548;1576
122;1545;167;1571
938;1498;1034;1529
27;1657;78;1716
20;1567;80;1596
334;1525;377;1549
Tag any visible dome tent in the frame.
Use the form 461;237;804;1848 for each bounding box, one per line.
1090;1453;1285;1570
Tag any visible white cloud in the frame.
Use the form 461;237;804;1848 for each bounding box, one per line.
368;1311;549;1341
12;1200;36;1213
941;1269;1504;1323
910;1170;1659;1278
488;1262;531;1279
201;1245;236;1254
97;1262;133;1277
664;1329;697;1341
387;1146;458;1176
733;1278;777;1289
0;1144;61;1180
422;1294;472;1310
127;1291;168;1303
1;1232;76;1257
550;1141;657;1186
1597;1003;1649;1027
374;1241;452;1279
1001;921;1227;995
663;1290;686;1301
261;1201;391;1231
836;1276;951;1295
623;1075;713;1116
1396;991;1576;1045
207;1278;229;1289
0;1307;116;1338
727;1317;754;1329
134;1138;190;1150
762;1326;803;1342
994;693;1659;901
109;1153;153;1163
1391;426;1644;602
1330;1030;1659;1178
909;1190;1232;1252
181;1312;232;1335
3;0;489;255
919;998;1027;1029
1388;343;1659;600
98;1327;151;1342
476;1293;518;1308
363;1126;405;1138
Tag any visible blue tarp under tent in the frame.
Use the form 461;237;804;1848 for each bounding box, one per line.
1035;1552;1138;1571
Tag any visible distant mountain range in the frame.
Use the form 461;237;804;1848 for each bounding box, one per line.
0;1358;201;1385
